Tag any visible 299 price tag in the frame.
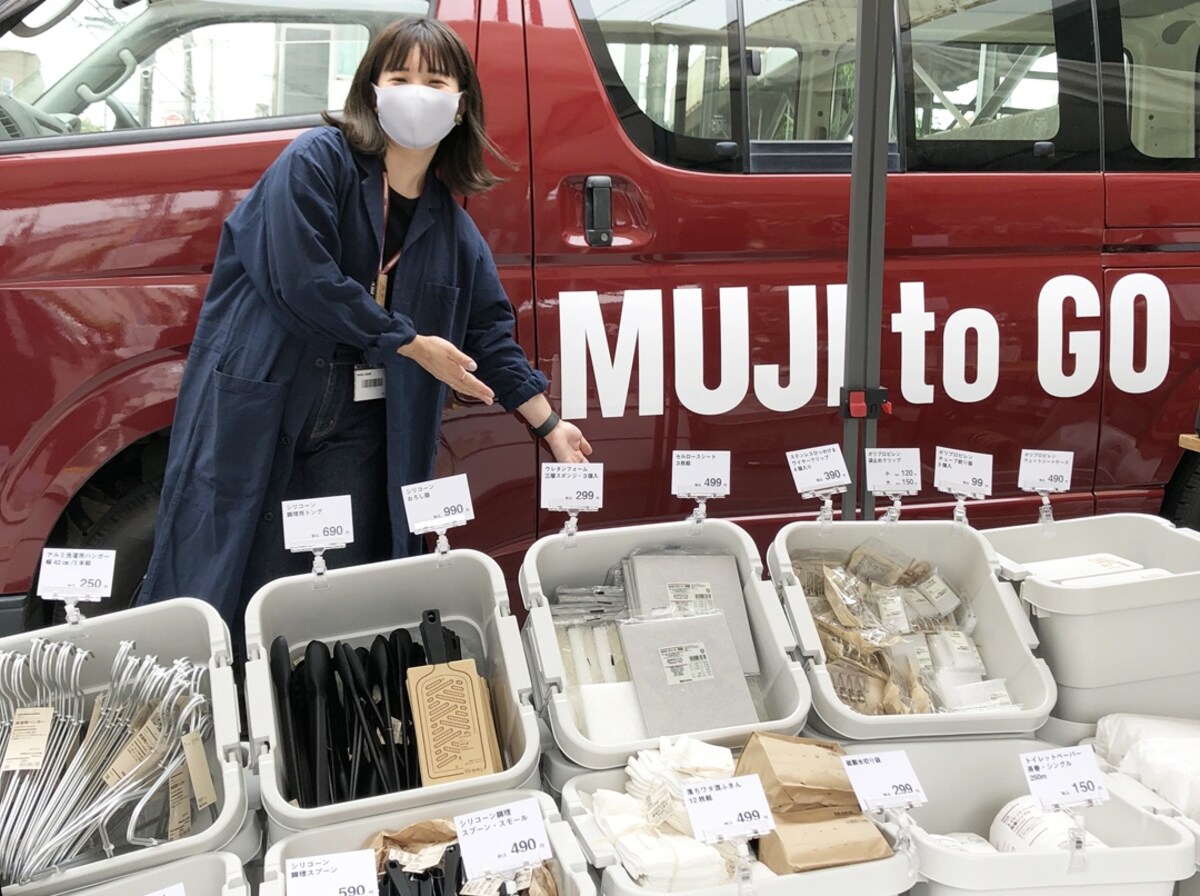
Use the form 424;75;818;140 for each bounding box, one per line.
864;448;922;495
37;549;116;601
402;473;475;534
282;495;355;551
786;444;851;496
455;797;552;879
671;451;731;498
681;774;775;844
285;848;377;896
933;447;993;499
1018;449;1074;493
1020;746;1109;811
841;751;928;812
541;463;604;512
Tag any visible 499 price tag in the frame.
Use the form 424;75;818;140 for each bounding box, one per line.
455;797;552;879
282;494;355;551
671;451;731;498
37;548;116;601
681;775;775;844
541;463;604;511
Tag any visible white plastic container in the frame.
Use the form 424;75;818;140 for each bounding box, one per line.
66;851;248;896
259;789;595;896
1099;773;1200;896
243;550;540;842
766;521;1057;739
840;737;1196;896
0;599;249;896
982;513;1200;724
520;518;811;769
561;767;916;896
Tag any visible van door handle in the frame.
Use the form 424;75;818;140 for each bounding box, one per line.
584;175;613;247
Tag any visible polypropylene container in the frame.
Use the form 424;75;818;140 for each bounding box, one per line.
67;852;248;896
259;789;595;896
243;550;540;842
766;521;1057;739
561;767;916;896
520;517;811;769
982;513;1200;724
0;599;249;896
841;737;1196;896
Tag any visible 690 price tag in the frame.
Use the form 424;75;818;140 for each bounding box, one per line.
541;463;604;512
402;473;475;534
786;444;851;496
681;775;775;844
841;751;928;812
282;494;355;551
37;549;116;601
455;797;552;879
285;848;377;896
671;451;731;498
1018;449;1074;494
1020;746;1109;811
933;446;993;499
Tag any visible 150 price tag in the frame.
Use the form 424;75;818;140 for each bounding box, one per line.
37;549;116;601
786;444;851;496
933;447;993;499
402;473;475;534
671;451;731;498
282;494;355;551
1018;450;1074;493
541;463;604;511
1020;746;1109;811
455;797;552;879
285;848;377;896
841;751;928;812
864;448;922;495
681;774;776;844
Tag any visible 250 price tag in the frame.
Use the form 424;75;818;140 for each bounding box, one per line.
285;848;377;896
455;797;552;879
541;463;604;512
933;447;993;499
402;473;475;534
671;451;731;498
282;494;355;551
864;448;922;495
1020;746;1109;811
1018;449;1074;494
786;444;851;496
37;549;116;601
841;751;928;812
681;774;776;844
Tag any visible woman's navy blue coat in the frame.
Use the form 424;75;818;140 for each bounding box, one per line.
139;127;546;622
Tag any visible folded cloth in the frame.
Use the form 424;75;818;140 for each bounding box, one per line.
624;735;736;836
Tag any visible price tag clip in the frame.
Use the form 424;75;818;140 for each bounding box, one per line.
802;487;844;526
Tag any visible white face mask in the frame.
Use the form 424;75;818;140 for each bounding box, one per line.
373;83;462;150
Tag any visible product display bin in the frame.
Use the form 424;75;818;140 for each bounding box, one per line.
0;599;249;896
68;851;249;896
259;789;596;896
981;513;1200;724
561;767;916;896
841;737;1197;896
765;521;1057;740
519;517;812;770
243;549;541;841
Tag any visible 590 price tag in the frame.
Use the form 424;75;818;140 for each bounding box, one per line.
671;451;731;498
681;774;775;844
402;473;475;534
37;549;116;601
1018;449;1074;493
455;797;552;879
841;751;928;812
1020;746;1109;811
933;446;993;499
786;444;851;496
541;463;604;511
282;494;355;551
864;448;922;495
285;848;377;896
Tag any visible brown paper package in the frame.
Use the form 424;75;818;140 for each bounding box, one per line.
734;731;858;812
407;659;502;786
756;806;894;875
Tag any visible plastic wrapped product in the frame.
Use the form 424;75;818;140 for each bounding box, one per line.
1119;737;1200;823
928;631;988;676
847;538;914;585
989;796;1107;852
1094;714;1200;768
870;584;914;635
927;832;999;854
789;548;849;597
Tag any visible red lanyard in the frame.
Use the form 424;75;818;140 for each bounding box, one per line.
373;172;403;306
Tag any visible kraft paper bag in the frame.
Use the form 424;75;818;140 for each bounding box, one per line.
734;731;857;813
756;806;894;875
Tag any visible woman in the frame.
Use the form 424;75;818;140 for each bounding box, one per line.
139;18;590;631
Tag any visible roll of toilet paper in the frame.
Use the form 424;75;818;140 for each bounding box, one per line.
989;796;1107;853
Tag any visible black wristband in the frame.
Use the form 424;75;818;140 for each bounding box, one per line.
532;411;561;440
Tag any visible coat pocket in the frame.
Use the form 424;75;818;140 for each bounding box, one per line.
195;369;289;497
412;282;461;341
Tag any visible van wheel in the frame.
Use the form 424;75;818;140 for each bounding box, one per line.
1162;452;1200;533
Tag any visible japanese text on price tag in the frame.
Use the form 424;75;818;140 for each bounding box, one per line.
285;848;377;896
455;797;552;879
671;451;731;498
1020;746;1109;811
143;885;186;896
681;775;776;844
933;447;993;499
37;549;116;601
282;494;355;551
1018;450;1074;493
864;448;922;495
786;444;851;496
541;463;604;511
402;473;475;534
841;751;928;812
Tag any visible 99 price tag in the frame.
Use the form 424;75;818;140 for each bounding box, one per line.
541;463;604;512
37;549;116;601
933;446;993;499
786;444;851;496
1018;449;1074;493
841;751;928;812
402;473;475;534
285;848;377;896
1020;746;1109;811
671;451;731;498
864;448;922;495
455;797;552;879
282;495;355;551
681;775;775;844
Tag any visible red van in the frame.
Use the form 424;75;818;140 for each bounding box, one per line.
1;0;1198;630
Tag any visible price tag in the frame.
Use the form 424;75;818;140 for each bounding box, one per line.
1018;449;1074;493
864;448;922;495
671;451;731;498
541;463;604;511
680;774;776;844
786;444;851;496
1020;746;1109;811
142;885;186;896
455;797;552;879
933;446;993;499
841;751;928;812
402;473;475;534
281;494;355;551
285;848;377;896
37;549;116;601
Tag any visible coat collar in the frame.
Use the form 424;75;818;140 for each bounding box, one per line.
355;150;444;257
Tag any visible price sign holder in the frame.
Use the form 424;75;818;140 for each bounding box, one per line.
681;775;774;896
671;451;731;533
282;494;354;584
1018;449;1074;526
541;463;604;548
454;797;552;881
933;447;993;526
1019;745;1109;871
402;474;475;566
864;448;922;523
37;548;117;626
786;445;851;526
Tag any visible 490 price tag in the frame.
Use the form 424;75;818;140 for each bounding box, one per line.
282;494;355;551
681;775;775;844
1018;449;1074;493
402;473;475;534
455;797;552;879
541;463;604;511
38;549;116;601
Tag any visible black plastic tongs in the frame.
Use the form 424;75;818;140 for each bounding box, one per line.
269;636;312;807
334;641;396;794
390;628;419;789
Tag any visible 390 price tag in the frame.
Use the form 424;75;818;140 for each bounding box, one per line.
1018;449;1074;493
681;774;776;844
455;797;552;879
282;495;355;551
671;451;731;498
37;549;116;601
1020;746;1109;811
933;446;993;499
841;751;928;812
786;444;851;496
285;848;377;896
864;448;922;495
541;463;604;511
402;473;475;534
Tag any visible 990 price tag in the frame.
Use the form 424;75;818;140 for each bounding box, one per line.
1020;746;1109;811
37;549;116;601
285;848;377;896
864;448;922;495
1018;449;1074;493
455;797;552;879
402;473;475;534
933;446;993;499
671;451;731;498
541;463;604;511
681;775;775;844
841;751;928;812
282;495;355;551
786;444;851;496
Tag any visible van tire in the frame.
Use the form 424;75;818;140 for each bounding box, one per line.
1162;452;1200;533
